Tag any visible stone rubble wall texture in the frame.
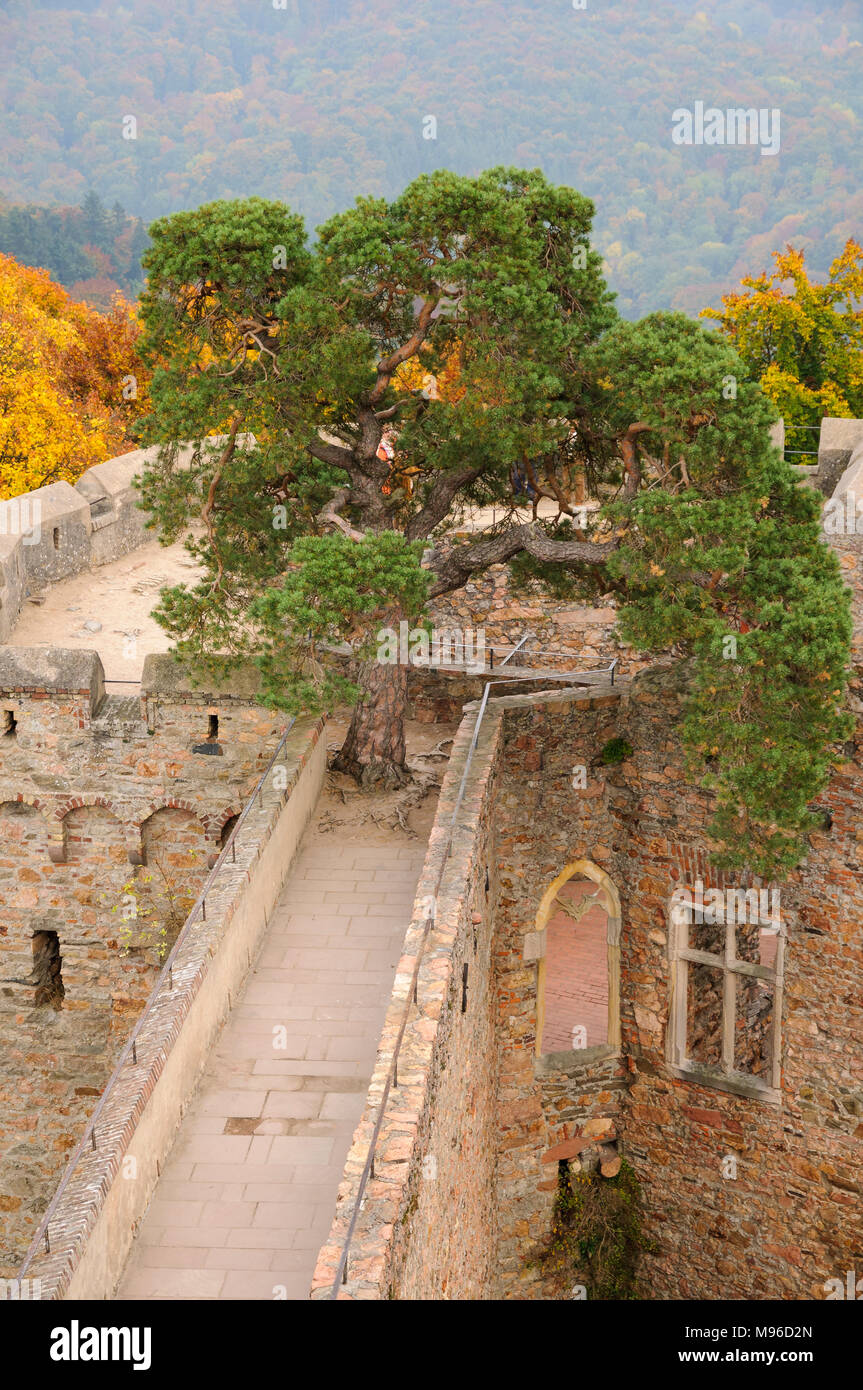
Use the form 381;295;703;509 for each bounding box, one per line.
19;714;325;1300
0;646;286;1274
428;560;649;681
312;479;862;1300
493;688;632;1299
490;662;860;1300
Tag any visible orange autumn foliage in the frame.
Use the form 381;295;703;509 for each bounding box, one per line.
0;252;150;499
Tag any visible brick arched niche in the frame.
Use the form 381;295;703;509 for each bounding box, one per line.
136;808;209;955
528;859;622;1068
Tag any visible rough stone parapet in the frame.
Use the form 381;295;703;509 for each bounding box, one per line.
10;715;325;1298
0;434;251;642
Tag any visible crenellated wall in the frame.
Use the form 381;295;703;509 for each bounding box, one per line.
0;646;286;1274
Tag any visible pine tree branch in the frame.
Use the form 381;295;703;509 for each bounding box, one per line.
405;464;486;540
316;488;365;542
426;522;620;597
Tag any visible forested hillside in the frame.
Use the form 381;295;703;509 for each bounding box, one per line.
1;0;860;316
0;193;149;307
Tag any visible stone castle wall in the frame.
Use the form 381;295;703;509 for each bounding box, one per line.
20;716;327;1300
313;710;504;1299
0;647;285;1273
312;442;863;1299
0;435;249;643
492;665;862;1300
3;418;862;1295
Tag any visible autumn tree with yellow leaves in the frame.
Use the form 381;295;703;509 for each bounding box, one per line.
702;240;863;430
0;253;149;499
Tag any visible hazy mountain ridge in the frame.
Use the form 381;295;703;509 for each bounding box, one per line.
1;0;860;315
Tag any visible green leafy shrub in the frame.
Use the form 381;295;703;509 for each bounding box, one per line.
534;1159;654;1300
600;737;633;765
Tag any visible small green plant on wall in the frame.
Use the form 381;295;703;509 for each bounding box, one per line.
106;861;194;963
534;1159;654;1299
599;737;633;766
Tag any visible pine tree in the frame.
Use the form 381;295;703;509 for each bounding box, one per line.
137;174;852;873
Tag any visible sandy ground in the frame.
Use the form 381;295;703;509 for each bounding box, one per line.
7;539;202;682
309;713;459;847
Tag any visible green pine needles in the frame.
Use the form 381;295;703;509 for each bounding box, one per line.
134;174;853;872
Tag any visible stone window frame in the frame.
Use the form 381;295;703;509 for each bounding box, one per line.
666;894;785;1104
527;859;622;1072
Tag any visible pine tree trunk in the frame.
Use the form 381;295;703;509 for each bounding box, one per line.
332;656;411;788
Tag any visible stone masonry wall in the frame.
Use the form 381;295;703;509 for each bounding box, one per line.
313;643;861;1301
492;658;862;1300
0;647;285;1273
18;715;326;1299
493;687;631;1298
429;558;649;679
311;441;863;1302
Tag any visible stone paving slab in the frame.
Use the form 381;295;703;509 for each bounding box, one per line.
116;834;425;1300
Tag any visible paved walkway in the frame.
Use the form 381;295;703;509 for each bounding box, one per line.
116;835;425;1300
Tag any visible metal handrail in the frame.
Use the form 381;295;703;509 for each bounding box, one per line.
411;641;617;671
17;717;297;1278
497;632;532;666
328;659;620;1295
784;424;820;463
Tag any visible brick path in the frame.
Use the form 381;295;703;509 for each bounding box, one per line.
116;835;425;1300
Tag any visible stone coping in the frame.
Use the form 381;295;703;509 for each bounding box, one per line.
311;702;504;1299
15;714;325;1300
0;647;105;707
0;645;273;716
141;652;264;701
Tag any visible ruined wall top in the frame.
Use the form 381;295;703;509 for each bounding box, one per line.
0;435;253;643
0;647;105;708
140;653;264;703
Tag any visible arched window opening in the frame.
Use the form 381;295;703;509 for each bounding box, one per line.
541;877;609;1053
532;860;622;1062
219;814;240;849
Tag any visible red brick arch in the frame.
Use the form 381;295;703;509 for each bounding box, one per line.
0;792;52;817
0;793;58;835
55;795;122;822
210;804;243;841
137;797;200;828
